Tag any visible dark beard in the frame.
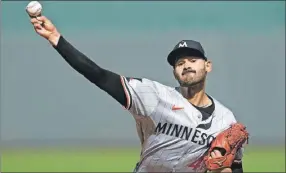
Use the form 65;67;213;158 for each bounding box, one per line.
179;78;206;98
179;77;205;87
177;69;207;87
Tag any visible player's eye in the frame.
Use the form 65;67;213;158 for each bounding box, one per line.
190;59;197;63
177;61;184;66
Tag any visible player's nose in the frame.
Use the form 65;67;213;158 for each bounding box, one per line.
183;66;192;71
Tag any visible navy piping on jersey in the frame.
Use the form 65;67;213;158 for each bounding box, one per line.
120;76;133;110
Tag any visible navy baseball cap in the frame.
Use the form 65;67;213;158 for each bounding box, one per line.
167;40;207;67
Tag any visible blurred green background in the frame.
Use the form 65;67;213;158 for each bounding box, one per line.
1;1;285;172
1;147;286;172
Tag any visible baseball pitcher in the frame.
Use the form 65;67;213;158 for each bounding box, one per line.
29;15;249;173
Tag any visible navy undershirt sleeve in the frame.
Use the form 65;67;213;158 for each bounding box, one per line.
53;36;127;107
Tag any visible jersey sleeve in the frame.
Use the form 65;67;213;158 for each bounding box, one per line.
120;76;160;116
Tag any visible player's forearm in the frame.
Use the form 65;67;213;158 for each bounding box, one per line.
231;162;243;173
53;35;127;106
54;36;104;83
232;168;243;173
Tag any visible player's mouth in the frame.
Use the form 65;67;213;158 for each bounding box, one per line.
182;69;196;75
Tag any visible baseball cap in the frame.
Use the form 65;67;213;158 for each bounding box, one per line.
167;40;207;67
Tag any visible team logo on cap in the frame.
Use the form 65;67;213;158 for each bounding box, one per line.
178;41;187;48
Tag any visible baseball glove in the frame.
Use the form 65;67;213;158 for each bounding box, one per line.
204;123;249;171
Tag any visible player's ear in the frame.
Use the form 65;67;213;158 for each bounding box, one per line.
205;60;212;73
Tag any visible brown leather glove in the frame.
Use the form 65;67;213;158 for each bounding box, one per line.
204;123;249;171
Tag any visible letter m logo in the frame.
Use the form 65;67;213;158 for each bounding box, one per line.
155;122;167;134
178;41;187;48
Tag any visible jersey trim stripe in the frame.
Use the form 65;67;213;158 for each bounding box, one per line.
120;76;132;110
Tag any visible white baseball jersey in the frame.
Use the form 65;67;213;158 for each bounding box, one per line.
120;76;244;172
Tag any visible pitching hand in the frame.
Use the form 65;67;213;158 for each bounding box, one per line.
210;150;232;172
30;16;61;46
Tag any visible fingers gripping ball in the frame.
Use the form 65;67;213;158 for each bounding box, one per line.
26;1;42;17
204;123;249;171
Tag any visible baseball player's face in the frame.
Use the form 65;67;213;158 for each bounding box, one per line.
173;57;212;87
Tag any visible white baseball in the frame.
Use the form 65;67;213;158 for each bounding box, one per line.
26;1;42;17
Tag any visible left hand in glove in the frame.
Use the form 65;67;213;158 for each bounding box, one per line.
204;123;249;172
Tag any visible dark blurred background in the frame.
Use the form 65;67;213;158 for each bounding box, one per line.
1;1;285;172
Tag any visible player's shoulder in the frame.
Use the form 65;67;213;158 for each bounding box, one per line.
125;77;174;91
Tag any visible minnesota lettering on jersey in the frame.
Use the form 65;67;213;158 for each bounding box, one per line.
155;122;215;146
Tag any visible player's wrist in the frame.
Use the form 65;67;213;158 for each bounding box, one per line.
48;32;61;46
